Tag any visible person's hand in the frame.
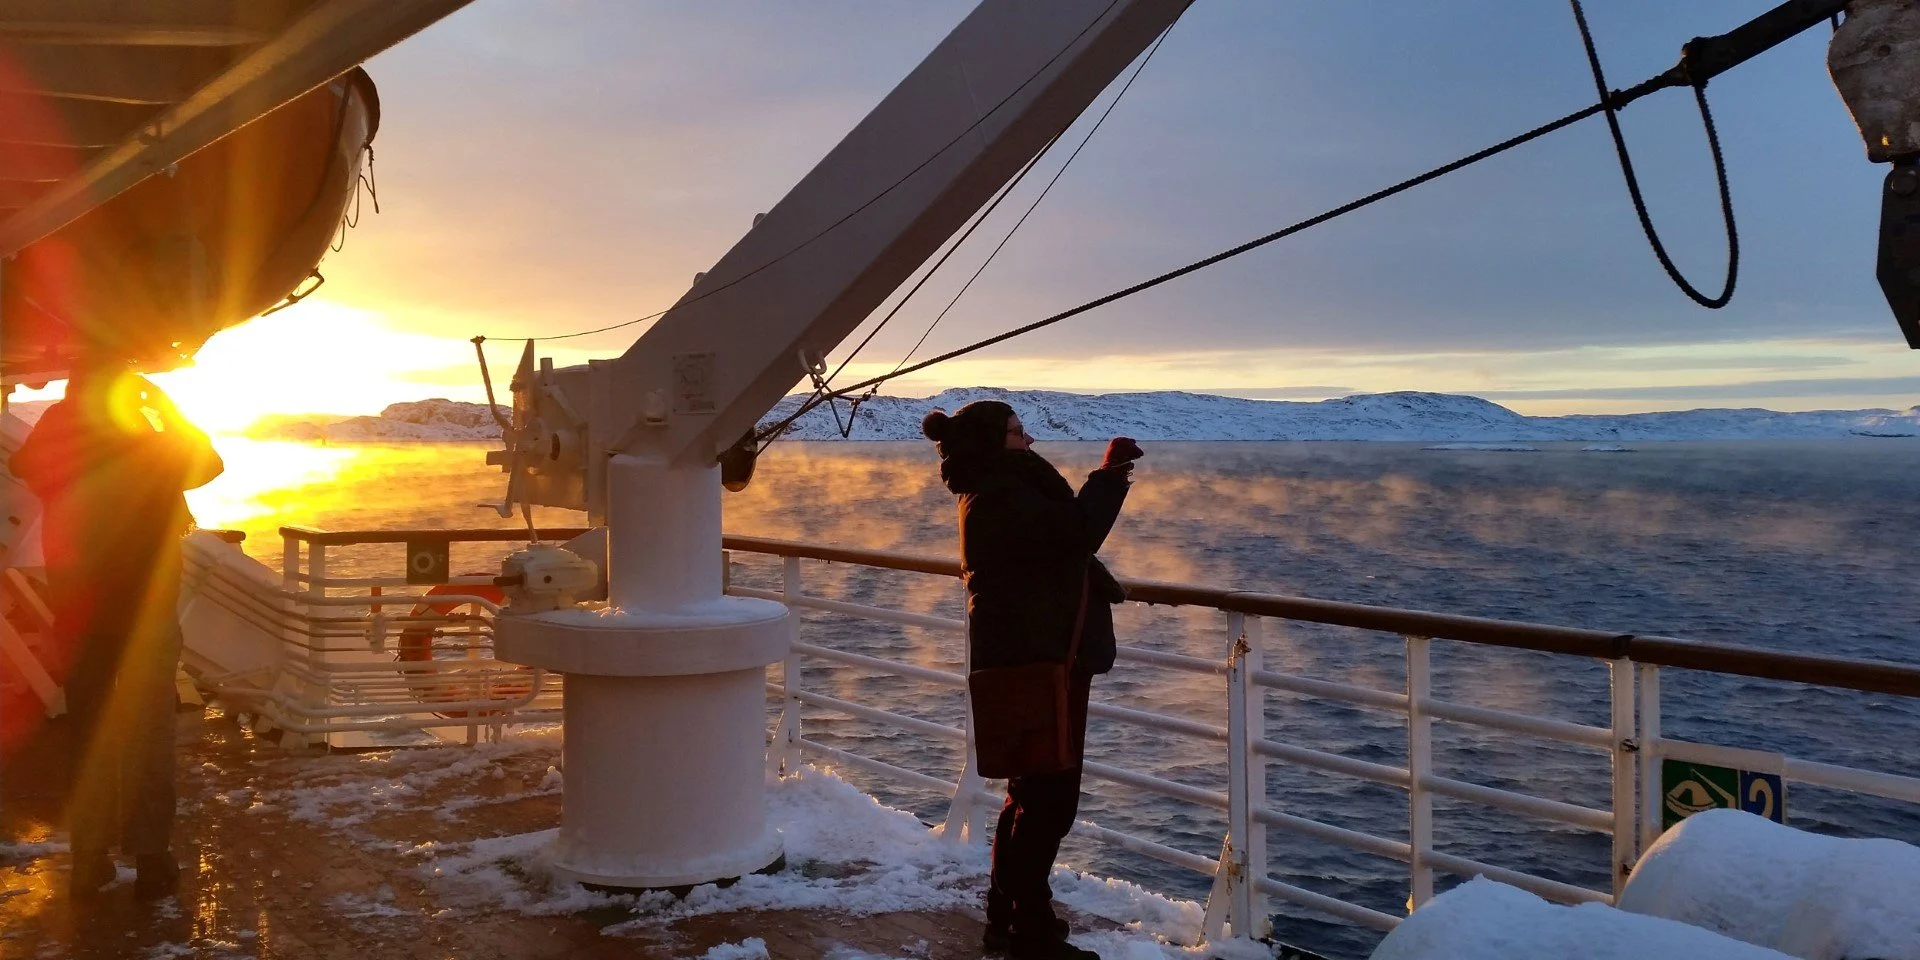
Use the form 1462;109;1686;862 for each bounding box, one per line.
1101;437;1143;471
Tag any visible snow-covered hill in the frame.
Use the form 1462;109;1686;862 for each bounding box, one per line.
760;388;1920;442
247;399;505;441
23;388;1912;443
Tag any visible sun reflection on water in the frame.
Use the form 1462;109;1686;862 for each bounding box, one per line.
184;439;360;532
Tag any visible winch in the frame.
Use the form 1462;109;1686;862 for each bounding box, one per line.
495;544;600;613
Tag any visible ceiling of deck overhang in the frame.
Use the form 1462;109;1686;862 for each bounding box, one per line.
0;0;471;261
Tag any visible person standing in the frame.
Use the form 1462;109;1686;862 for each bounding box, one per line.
921;400;1141;959
10;359;224;900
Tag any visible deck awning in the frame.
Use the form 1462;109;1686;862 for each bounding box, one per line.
0;0;471;261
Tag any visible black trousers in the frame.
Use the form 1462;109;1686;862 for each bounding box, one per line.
987;671;1093;930
61;571;184;857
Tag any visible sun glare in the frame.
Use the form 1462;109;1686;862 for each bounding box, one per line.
140;301;486;434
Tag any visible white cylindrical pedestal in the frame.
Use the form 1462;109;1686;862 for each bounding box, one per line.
548;670;782;887
493;454;789;889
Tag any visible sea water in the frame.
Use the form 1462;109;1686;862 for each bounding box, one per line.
187;438;1920;957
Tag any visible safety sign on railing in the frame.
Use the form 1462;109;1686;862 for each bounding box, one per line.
405;539;450;585
1662;758;1786;831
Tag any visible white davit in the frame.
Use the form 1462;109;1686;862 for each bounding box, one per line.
1618;808;1920;960
1370;877;1797;960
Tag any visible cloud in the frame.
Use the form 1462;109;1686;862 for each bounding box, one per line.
1482;375;1920;402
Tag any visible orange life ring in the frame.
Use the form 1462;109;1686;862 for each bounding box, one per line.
395;580;530;719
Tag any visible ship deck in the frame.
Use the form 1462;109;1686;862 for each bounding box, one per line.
1;702;1086;960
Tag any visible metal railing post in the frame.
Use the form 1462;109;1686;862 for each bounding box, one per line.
1636;663;1663;856
1241;615;1269;937
1406;634;1434;910
1609;658;1637;897
275;538;327;749
767;556;803;777
281;535;300;591
1206;612;1266;940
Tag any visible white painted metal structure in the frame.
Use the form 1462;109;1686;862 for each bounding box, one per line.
487;0;1194;890
173;525;1920;947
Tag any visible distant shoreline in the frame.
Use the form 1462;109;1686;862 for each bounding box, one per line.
12;388;1920;443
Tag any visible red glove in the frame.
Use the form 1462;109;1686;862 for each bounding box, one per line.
1101;437;1144;471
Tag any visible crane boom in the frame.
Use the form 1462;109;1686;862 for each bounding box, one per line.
499;0;1191;517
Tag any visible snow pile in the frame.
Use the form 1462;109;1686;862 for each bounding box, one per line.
1370;877;1796;960
328;891;415;919
1050;868;1208;946
144;938;251;959
1617;809;1920;960
381;757;1230;958
423;767;990;925
696;938;769;960
0;840;67;865
246;730;561;829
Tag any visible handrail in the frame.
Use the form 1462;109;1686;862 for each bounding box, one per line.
279;525;593;546
263;526;1920;698
718;535;1920;699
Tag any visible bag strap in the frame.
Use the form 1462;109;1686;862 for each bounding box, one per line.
1064;570;1090;671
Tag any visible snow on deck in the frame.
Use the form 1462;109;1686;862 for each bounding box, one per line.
1618;809;1920;960
1;705;1249;960
1371;878;1798;960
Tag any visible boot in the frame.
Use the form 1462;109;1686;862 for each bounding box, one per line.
134;853;179;901
69;850;115;899
983;887;1069;953
983;915;1069;953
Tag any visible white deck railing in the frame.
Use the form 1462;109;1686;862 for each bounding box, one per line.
176;525;1920;944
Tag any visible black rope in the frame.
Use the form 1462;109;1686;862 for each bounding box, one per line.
802;136;1062;439
789;5;1747;413
761;22;1178;446
1571;0;1738;308
896;22;1176;375
485;0;1128;344
808;99;1612;410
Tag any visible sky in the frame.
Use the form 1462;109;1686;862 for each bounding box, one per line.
56;0;1920;425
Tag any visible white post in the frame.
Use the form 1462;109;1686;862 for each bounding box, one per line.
281;536;300;591
1608;658;1637;898
767;555;803;778
279;542;328;749
1240;616;1269;937
1206;612;1260;940
1636;663;1664;855
1406;635;1434;911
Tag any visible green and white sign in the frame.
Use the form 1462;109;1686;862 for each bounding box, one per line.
1662;758;1786;831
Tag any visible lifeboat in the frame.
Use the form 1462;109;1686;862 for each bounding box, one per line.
0;68;379;385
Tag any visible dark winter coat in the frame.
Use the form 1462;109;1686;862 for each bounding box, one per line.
943;450;1130;675
11;395;222;635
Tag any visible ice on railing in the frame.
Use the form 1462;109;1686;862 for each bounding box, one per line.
1370;877;1797;960
1617;809;1920;960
